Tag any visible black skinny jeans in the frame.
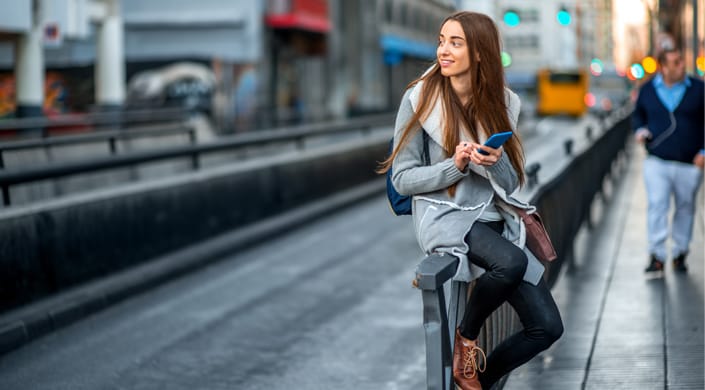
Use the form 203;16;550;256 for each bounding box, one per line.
459;221;564;388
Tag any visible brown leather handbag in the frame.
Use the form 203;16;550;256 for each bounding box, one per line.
515;207;557;262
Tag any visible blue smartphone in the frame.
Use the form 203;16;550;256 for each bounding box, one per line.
478;131;513;155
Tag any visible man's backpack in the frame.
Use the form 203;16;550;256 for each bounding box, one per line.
386;130;430;215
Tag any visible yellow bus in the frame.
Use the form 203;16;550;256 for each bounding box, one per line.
536;68;588;117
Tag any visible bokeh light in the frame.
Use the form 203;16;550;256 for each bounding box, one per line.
642;56;657;74
501;51;512;67
630;63;645;80
590;58;604;76
504;11;520;27
557;9;572;25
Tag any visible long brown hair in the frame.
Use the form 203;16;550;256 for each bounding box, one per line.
377;11;525;192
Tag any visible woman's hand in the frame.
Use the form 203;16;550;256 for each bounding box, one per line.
454;143;472;170
454;142;502;170
471;142;503;166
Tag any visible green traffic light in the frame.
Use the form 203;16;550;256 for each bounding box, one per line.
504;11;520;27
501;51;512;67
557;9;571;25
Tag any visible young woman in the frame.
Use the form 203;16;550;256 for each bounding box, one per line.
378;11;563;389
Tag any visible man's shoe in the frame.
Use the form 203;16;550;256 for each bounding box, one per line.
672;253;688;273
453;328;486;390
644;255;664;273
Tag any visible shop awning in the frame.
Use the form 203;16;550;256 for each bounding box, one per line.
265;0;330;33
380;34;436;65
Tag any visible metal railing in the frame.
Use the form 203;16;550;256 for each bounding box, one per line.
0;107;190;134
0;123;195;169
413;110;632;390
0;113;393;206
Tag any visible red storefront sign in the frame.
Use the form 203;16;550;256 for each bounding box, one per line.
265;0;330;33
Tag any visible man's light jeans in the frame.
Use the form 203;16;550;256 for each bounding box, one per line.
643;155;703;261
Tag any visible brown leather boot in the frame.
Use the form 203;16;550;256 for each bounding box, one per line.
453;328;486;390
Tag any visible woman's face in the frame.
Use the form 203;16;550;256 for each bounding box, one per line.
437;20;471;78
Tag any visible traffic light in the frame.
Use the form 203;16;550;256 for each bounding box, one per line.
556;7;571;26
501;51;512;67
590;58;604;76
503;9;520;27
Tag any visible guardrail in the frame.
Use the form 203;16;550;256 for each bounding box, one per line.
413;110;632;390
0;107;190;135
0;113;393;206
0;132;389;317
0;123;195;169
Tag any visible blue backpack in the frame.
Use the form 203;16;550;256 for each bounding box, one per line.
386;130;430;215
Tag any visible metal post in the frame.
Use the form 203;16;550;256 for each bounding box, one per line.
109;137;117;155
416;254;459;390
526;162;541;188
191;151;200;170
2;185;10;206
446;281;467;350
187;129;199;169
188;128;197;145
564;139;574;155
421;288;452;390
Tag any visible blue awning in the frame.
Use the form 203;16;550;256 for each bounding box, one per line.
380;34;436;65
505;71;537;88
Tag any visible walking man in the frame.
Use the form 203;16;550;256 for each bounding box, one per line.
632;47;704;273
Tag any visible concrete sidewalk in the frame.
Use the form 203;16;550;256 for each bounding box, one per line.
504;143;704;389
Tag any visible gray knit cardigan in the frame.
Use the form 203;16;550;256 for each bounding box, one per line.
391;80;544;285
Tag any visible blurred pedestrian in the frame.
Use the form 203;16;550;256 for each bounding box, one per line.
378;11;562;390
233;64;258;131
632;47;704;273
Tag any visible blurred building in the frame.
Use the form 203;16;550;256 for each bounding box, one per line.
332;0;454;118
0;0;699;127
0;0;108;117
680;0;704;76
252;0;454;128
459;0;615;88
612;0;702;77
0;0;457;131
658;0;703;75
0;0;262;126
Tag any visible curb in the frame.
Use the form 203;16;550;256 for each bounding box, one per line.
0;179;386;355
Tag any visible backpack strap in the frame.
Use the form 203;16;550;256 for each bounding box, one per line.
386;128;431;216
421;129;430;165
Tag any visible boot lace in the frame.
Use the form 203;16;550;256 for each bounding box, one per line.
462;344;487;379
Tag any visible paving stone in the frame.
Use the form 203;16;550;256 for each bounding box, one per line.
504;145;704;389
